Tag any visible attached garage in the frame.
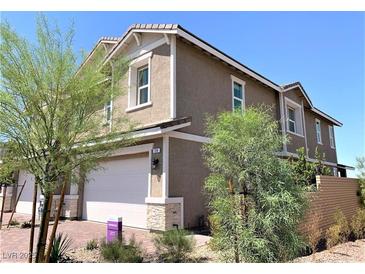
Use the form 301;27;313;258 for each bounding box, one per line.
82;153;150;229
16;170;40;214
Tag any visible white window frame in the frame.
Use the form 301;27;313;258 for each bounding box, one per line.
126;52;152;112
231;75;245;112
137;65;149;105
287;106;297;133
328;125;335;149
284;97;304;137
315;119;322;144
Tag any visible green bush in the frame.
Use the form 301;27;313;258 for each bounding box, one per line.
86;239;98;250
100;236;143;263
49;233;72;263
326;209;350;248
351;208;365;239
153;229;195;263
9;218;19;226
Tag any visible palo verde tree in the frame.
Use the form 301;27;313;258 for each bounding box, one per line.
203;107;308;263
0;15;132;262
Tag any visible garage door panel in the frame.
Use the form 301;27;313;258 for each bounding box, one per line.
83;155;149;228
83;202;147;228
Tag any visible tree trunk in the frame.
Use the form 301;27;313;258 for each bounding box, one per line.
28;179;38;263
0;185;7;230
227;178;240;263
44;177;68;263
35;193;53;263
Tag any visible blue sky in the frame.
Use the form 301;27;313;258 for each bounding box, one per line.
1;12;364;177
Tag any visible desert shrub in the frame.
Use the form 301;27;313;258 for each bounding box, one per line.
153;229;195;263
305;211;323;259
9;218;19;226
326;209;350;248
20;220;32;229
86;239;98;250
351;208;365;239
203;108;308;263
100;236;143;263
49;233;72;263
356;157;365;206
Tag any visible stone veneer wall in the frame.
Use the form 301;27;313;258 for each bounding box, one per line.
50;195;79;219
147;202;182;231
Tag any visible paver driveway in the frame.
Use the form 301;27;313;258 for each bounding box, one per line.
0;213;155;263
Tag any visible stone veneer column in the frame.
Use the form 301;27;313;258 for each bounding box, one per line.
146;198;183;231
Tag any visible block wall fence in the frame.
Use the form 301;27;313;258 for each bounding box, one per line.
299;176;362;235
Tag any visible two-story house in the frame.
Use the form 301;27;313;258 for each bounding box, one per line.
12;24;353;231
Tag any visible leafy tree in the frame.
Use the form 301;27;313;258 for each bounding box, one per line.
313;147;332;176
356;157;365;207
0;15;132;262
203;107;308;263
291;147;316;189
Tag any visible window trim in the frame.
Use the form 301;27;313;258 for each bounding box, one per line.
231;75;245;112
315;118;322;144
328;125;335;149
127;52;153;110
284;97;304;137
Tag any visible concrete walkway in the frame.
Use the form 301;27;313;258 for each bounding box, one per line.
0;213;155;263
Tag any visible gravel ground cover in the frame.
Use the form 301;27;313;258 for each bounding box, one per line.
293;239;365;263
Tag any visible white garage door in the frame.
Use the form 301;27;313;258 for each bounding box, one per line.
83;154;149;229
16;170;40;215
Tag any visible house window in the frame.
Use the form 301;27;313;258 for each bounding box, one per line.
231;76;245;112
127;52;152;112
104;100;112;124
329;125;335;148
284;97;303;136
137;66;149;105
315;119;322;144
288;107;296;133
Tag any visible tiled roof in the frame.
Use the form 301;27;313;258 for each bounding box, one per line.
99;36;120;42
281;82;301;90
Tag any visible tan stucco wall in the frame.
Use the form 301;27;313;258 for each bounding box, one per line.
168;137;209;228
176;38;279;136
111;43;171;131
305;109;337;163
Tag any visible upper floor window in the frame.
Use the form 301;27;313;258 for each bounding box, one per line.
231;75;245;112
288;107;296;133
284;97;303;136
315;119;322;144
127;52;152;112
137;66;149;105
329;125;335;148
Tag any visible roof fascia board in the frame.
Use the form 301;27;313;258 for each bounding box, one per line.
282;84;342;127
282;84;313;107
311;108;342;127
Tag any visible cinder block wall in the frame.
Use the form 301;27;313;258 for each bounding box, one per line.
300;176;361;235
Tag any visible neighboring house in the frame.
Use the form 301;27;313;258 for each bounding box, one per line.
10;24;353;231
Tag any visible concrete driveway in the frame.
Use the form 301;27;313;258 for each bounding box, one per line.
0;213;155;263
